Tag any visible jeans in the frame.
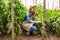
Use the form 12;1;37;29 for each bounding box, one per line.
30;26;37;32
30;26;37;35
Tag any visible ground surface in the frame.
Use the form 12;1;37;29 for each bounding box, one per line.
0;35;60;40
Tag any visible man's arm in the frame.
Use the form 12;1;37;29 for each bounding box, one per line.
26;14;41;23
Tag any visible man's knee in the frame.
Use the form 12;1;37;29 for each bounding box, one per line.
32;26;37;31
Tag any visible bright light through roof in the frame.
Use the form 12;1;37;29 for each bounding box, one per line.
21;0;59;10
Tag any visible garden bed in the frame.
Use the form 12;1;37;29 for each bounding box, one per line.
0;35;60;40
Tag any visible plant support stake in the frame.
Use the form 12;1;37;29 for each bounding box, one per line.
59;0;60;8
11;0;14;40
42;0;48;40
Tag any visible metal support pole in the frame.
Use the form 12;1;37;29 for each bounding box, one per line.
59;0;60;8
53;0;54;9
25;0;27;6
20;0;21;3
36;0;37;6
33;0;34;4
48;1;49;9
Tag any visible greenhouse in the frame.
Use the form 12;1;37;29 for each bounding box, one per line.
0;0;60;40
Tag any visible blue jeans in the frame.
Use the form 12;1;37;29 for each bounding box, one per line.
30;26;37;35
30;26;37;32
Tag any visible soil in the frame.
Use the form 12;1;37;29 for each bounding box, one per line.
0;34;60;40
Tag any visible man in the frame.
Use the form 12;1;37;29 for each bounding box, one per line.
22;5;41;35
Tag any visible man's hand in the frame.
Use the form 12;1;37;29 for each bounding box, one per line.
37;19;40;21
35;18;40;21
36;21;41;23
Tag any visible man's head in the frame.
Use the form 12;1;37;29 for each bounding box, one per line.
29;5;37;14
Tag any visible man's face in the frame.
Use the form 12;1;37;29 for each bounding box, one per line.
31;7;36;13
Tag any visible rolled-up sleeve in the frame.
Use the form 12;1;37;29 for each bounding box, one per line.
25;13;32;23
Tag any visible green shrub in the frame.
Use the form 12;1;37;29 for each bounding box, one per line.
0;0;27;35
35;4;60;36
0;0;60;36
